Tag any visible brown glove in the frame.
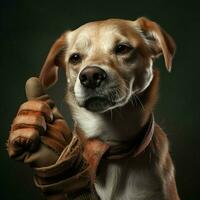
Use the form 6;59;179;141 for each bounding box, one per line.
7;77;98;200
7;77;72;166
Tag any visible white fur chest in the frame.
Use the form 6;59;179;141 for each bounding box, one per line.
73;106;123;140
94;158;165;200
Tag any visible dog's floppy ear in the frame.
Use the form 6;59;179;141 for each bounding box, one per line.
39;32;68;89
136;17;176;71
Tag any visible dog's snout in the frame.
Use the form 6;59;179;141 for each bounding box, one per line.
79;66;107;89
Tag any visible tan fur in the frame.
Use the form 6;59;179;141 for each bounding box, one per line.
39;17;179;199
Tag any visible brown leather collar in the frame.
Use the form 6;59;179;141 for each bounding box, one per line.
105;114;155;159
79;114;155;181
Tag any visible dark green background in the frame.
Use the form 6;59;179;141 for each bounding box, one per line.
1;0;199;199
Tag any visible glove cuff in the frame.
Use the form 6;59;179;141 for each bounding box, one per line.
33;134;99;199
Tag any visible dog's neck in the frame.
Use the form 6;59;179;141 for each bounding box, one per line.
69;70;159;142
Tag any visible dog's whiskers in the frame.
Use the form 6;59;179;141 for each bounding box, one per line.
134;95;145;111
130;96;137;108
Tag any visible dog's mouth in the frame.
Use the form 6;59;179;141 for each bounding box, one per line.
75;85;133;112
74;80;134;113
84;96;112;112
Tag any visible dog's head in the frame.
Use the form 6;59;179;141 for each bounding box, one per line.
39;17;176;113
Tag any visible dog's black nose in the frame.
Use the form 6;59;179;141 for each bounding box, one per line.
79;66;107;89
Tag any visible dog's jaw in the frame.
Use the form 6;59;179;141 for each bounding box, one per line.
67;92;111;138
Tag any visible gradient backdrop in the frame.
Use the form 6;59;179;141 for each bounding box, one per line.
1;0;199;199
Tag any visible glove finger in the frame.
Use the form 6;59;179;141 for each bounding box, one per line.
25;77;46;100
12;114;47;133
46;120;71;147
25;77;64;120
18;100;53;122
7;128;40;158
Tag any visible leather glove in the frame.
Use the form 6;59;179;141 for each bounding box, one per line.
7;77;97;200
7;77;72;167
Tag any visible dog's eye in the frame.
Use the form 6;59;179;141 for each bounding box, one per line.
115;44;132;55
69;53;82;65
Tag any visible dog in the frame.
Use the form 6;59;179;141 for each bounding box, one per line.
9;17;180;200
